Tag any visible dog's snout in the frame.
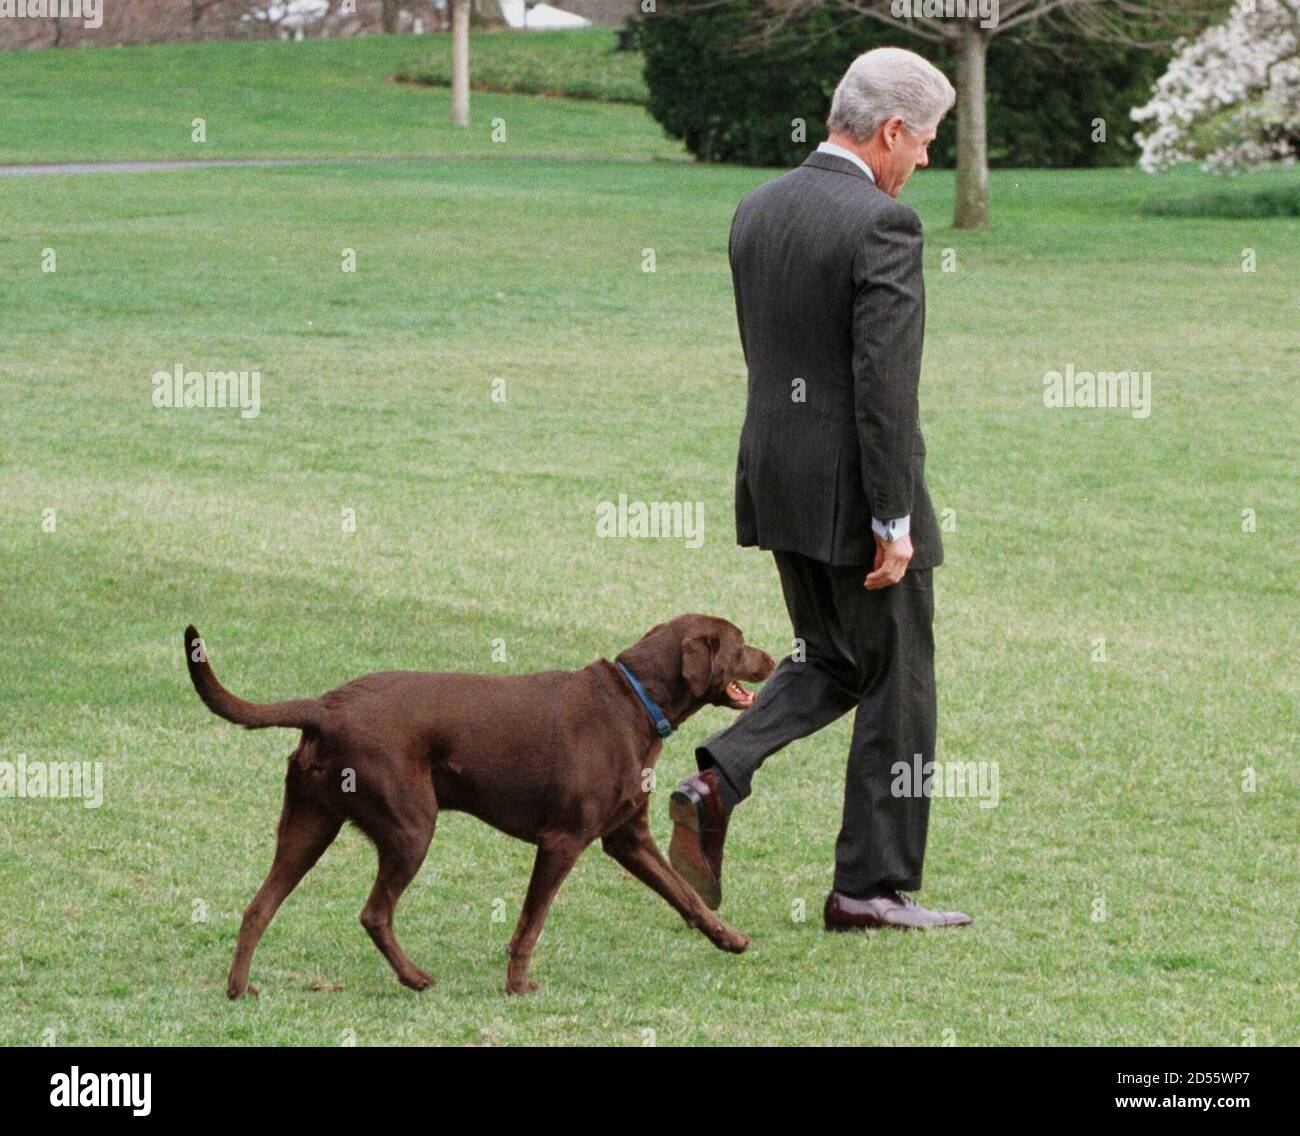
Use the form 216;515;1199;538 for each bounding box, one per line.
744;647;776;681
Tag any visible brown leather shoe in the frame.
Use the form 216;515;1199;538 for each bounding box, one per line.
823;889;973;931
668;769;731;910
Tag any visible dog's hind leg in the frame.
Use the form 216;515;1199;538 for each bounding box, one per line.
601;814;750;954
228;789;342;999
359;786;439;991
505;840;583;995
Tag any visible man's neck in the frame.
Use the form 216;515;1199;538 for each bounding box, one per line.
826;130;886;187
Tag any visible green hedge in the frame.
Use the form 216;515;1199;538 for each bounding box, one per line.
1142;182;1300;218
393;28;649;104
638;2;1167;168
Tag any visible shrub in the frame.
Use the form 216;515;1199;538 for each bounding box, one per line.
640;1;1167;169
1133;0;1300;174
1142;181;1300;217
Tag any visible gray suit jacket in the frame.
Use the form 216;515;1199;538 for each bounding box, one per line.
729;151;943;570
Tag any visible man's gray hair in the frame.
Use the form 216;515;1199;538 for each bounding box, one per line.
826;47;956;140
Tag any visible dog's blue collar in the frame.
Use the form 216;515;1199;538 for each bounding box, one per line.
615;661;674;739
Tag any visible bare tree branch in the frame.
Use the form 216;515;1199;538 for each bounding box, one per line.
997;0;1087;34
751;0;1232;47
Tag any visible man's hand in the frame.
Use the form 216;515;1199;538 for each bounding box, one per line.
865;531;913;590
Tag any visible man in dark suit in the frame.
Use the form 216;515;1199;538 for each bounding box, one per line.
669;48;972;932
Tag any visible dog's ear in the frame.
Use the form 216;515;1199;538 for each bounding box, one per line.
681;632;720;697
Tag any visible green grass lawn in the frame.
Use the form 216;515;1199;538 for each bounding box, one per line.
1;36;1297;1047
0;32;672;164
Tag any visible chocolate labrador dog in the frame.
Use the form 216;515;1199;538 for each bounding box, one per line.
184;616;774;996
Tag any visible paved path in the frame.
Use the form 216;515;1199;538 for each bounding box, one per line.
0;154;685;178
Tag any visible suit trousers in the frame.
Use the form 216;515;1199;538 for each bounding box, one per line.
696;550;937;894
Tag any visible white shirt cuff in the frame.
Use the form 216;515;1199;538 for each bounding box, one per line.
872;515;911;542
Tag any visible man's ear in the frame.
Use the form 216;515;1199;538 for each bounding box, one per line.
681;633;720;697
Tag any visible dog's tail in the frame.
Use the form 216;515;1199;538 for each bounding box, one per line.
184;625;323;731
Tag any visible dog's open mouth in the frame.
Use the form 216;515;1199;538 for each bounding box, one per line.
724;680;756;710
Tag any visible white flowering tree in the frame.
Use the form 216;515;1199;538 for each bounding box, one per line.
1133;0;1300;172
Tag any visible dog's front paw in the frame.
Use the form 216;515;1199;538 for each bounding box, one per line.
400;969;436;992
227;981;259;1000
715;927;750;954
506;977;539;995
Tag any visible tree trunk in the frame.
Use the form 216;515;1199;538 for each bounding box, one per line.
451;0;470;127
953;21;989;230
382;0;399;34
